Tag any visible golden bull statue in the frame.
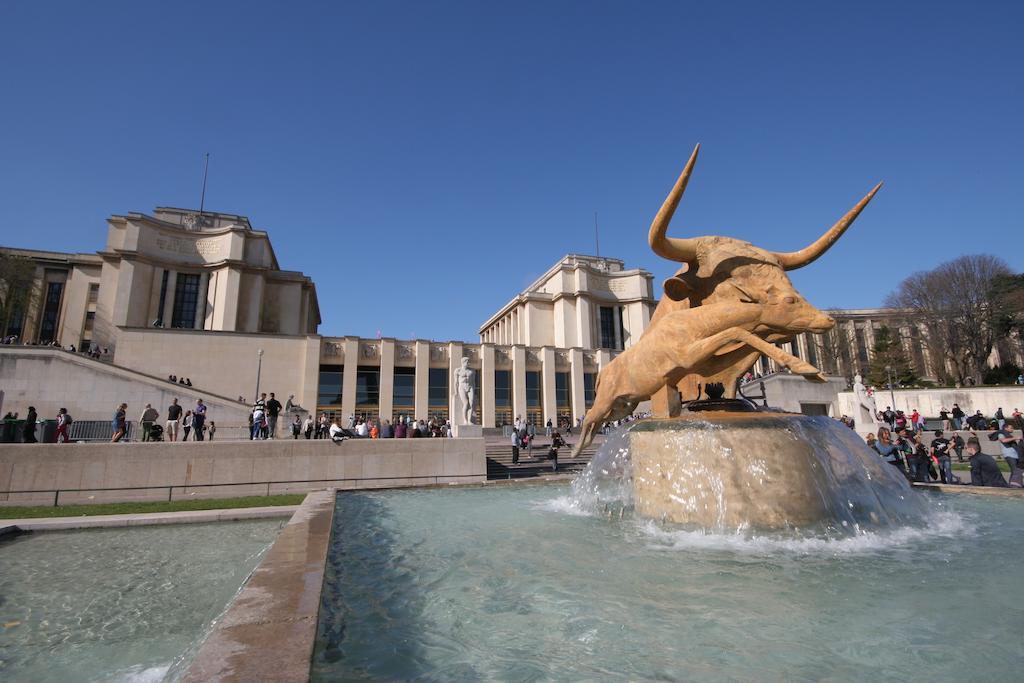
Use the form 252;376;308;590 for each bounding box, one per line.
573;145;881;456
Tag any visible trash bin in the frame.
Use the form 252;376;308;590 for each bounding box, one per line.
0;418;16;443
42;419;58;443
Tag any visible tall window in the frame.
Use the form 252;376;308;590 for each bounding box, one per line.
583;372;597;410
555;371;572;422
599;306;617;349
38;281;64;342
155;271;169;326
428;368;449;421
171;273;200;328
525;370;542;425
355;366;380;420
804;333;818;369
87;282;99;303
317;365;344;419
854;327;869;367
494;369;512;426
392;367;415;421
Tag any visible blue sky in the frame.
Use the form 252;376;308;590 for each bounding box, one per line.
1;1;1021;341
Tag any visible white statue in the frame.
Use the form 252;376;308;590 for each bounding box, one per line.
454;357;476;425
852;374;881;433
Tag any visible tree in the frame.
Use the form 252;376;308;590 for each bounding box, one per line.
0;253;37;339
884;254;1012;385
866;325;917;388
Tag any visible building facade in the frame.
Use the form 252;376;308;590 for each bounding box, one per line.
4;210;1021;427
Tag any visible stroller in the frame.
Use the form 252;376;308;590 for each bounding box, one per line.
147;423;164;442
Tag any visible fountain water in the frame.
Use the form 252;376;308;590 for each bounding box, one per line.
571;410;929;535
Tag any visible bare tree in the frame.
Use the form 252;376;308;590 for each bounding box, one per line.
884;254;1012;385
0;253;37;339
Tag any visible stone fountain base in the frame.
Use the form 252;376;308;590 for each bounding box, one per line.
626;413;916;530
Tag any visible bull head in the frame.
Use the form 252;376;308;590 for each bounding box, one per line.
650;144;882;309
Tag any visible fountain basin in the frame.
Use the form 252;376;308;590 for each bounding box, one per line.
597;413;921;531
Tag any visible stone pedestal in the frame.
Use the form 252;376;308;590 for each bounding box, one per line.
625;413;916;530
452;423;483;439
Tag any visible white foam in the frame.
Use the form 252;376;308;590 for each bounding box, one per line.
109;664;171;683
638;510;968;556
534;495;591;517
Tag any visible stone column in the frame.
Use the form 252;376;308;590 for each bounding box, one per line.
576;298;594;349
378;339;395;422
414;340;429;420
448;341;464;422
569;348;586;423
481;343;496;428
512;345;527;423
541;347;557;426
340;337;359;420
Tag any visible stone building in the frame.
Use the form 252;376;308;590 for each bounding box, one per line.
3;208;1020;427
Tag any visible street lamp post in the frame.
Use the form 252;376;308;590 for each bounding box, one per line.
885;364;896;410
255;349;264;402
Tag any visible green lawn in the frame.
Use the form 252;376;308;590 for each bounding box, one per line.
0;494;306;520
953;461;1011;472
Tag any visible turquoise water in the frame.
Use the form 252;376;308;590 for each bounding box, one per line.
0;519;283;682
313;485;1024;681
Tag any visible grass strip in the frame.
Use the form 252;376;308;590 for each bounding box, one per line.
0;494;306;519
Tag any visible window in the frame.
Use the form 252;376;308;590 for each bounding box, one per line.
392;366;415;421
154;271;168;325
804;333;818;368
38;281;64;342
428;368;448;421
854;327;869;367
88;282;99;303
171;273;200;328
494;369;512;426
525;370;542;425
583;372;596;410
599;306;617;349
317;364;344;409
555;371;572;421
355;366;380;420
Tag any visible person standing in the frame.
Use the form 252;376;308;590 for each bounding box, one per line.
291;414;302;439
182;410;193;441
207;421;216;441
251;401;266;440
302;414;314;439
23;406;39;443
951;404;965;430
266;393;282;439
930;429;955;484
55;408;71;443
950;431;965;462
140;404;159;442
546;418;553;437
995;424;1021;486
939;407;951;431
192;399;207;441
995;407;1005;429
166;398;182;442
111;403;127;442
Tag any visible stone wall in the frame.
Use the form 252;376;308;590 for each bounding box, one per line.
0;437;486;506
838;386;1024;419
0;346;252;427
756;373;848;416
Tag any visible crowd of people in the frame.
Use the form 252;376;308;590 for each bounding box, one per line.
1;335;107;359
864;409;1023;488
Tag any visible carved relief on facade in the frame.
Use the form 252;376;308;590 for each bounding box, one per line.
430;345;447;362
322;341;344;360
360;342;379;360
396;343;415;361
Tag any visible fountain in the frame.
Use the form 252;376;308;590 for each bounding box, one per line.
569;144;925;531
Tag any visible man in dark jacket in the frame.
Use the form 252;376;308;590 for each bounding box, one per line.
967;438;1009;487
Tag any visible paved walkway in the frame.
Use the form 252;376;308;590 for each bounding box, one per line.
0;504;298;533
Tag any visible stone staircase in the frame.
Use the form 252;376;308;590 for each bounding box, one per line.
485;437;602;480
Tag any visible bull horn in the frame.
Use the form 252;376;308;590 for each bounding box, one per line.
773;182;883;270
648;144;701;263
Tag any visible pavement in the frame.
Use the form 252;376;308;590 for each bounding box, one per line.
0;504;299;534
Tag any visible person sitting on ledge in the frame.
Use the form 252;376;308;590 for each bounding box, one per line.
967;438;1009;488
330;418;349;442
